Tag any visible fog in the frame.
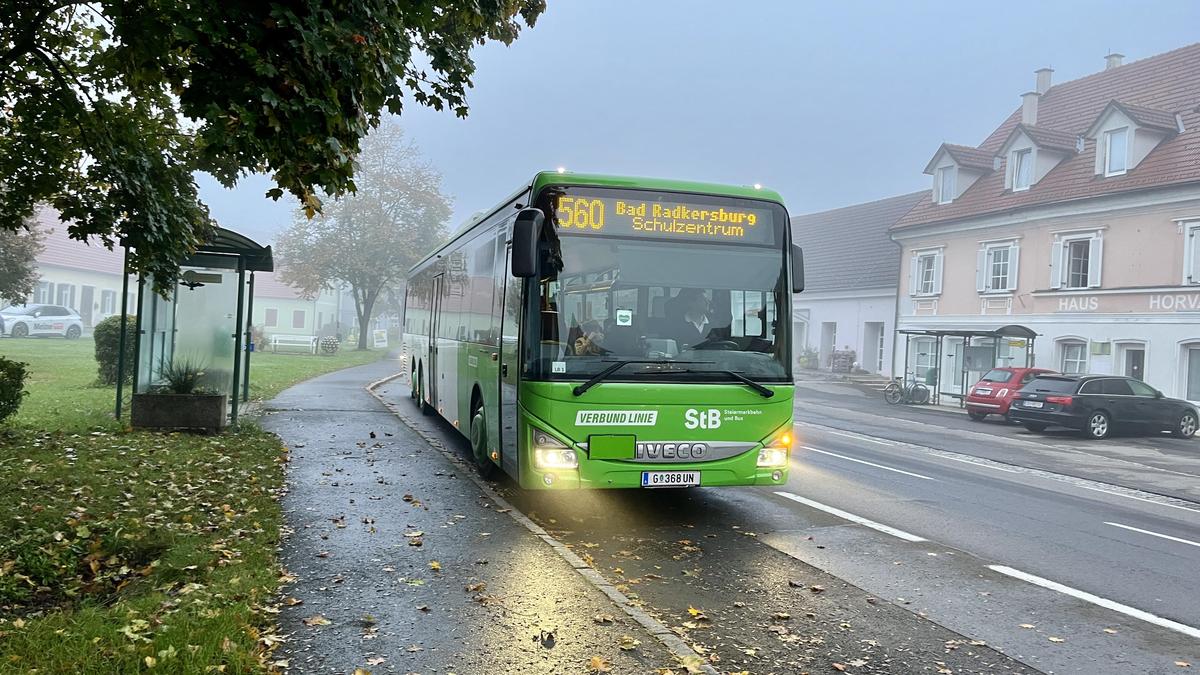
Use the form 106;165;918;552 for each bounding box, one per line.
197;0;1200;243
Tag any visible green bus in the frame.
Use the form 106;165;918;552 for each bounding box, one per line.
402;172;803;489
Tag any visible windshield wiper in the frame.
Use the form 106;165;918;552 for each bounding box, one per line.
681;369;775;398
571;359;710;396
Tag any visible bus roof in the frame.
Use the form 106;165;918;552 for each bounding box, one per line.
420;172;786;271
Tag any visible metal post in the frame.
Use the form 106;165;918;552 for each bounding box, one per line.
242;271;255;402
132;275;146;394
229;258;246;426
902;332;911;388
115;247;131;419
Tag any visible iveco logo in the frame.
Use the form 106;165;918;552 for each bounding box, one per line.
635;442;708;460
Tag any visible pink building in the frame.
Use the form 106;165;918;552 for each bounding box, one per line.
893;44;1200;402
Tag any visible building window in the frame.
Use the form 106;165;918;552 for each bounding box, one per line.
1052;234;1102;289
911;251;942;296
1187;346;1200;402
264;308;278;327
34;281;53;304
1012;148;1033;190
1061;341;1088;374
292;310;305;329
55;284;75;309
1104;127;1128;176
100;290;117;315
1185;222;1200;284
936;166;956;204
977;243;1019;293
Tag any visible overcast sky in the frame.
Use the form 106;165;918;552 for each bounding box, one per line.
197;1;1200;244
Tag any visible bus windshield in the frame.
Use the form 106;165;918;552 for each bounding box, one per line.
525;188;790;384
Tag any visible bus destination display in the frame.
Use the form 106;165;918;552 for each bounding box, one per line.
554;194;775;245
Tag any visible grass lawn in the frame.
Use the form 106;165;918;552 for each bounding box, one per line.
0;337;385;672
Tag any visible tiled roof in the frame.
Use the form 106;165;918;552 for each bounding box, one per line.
1112;100;1180;131
791;191;928;293
33;207;126;276
897;42;1200;230
926;144;996;173
253;271;310;300
1018;124;1080;153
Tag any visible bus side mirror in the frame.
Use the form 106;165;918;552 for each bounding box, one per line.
791;244;805;293
511;208;544;278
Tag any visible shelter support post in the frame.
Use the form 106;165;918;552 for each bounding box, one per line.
230;259;246;426
243;271;255;403
115;247;131;419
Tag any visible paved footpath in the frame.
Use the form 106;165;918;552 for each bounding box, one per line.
261;358;676;674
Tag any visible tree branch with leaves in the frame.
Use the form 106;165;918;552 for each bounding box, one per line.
0;0;543;292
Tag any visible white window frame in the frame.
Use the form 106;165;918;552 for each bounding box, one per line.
1050;232;1103;290
55;283;76;310
1011;148;1033;191
1184;221;1200;285
33;281;53;304
976;241;1019;294
936;166;956;205
1059;339;1089;374
1104;127;1128;176
910;249;943;297
100;289;117;315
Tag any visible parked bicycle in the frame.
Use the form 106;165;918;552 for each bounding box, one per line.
883;376;930;405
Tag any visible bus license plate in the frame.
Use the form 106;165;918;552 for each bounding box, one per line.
641;471;700;488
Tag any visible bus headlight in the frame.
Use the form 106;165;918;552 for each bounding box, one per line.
757;431;791;468
533;428;578;470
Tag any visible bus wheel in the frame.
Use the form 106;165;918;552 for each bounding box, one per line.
470;406;498;479
416;367;433;416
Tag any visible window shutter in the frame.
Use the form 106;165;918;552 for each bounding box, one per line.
909;256;919;295
1008;244;1020;291
932;253;944;295
1189;227;1200;284
1087;237;1103;288
976;249;988;292
1050;240;1064;289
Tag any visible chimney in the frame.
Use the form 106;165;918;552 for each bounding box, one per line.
1035;67;1053;94
1021;92;1039;125
1105;52;1124;70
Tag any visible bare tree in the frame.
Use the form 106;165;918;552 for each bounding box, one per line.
276;122;451;350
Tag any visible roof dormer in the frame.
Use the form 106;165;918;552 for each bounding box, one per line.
995;124;1078;191
923;144;994;204
1084;99;1182;177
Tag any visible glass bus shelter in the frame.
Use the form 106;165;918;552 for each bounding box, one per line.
115;228;274;426
897;324;1038;406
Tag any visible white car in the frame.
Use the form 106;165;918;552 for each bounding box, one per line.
0;304;84;339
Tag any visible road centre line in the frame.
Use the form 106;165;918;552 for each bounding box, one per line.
1104;522;1200;549
775;491;927;542
802;446;935;481
814;427;898;446
988;565;1200;640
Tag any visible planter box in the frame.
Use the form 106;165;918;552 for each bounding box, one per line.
131;393;228;433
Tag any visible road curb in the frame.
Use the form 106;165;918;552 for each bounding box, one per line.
365;372;719;675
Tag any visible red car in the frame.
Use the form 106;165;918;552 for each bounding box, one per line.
966;367;1056;421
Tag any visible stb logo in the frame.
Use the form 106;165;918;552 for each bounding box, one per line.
684;408;721;430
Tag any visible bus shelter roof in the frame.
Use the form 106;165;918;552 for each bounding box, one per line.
898;324;1038;340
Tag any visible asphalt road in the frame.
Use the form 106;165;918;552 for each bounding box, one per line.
374;376;1199;674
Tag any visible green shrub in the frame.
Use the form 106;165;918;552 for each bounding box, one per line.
0;356;29;423
93;314;136;385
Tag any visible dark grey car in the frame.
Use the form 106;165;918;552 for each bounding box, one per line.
1009;374;1199;440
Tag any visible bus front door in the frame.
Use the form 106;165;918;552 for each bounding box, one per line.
428;274;443;410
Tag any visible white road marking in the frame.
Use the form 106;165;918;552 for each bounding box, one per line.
775;491;927;542
988;565;1200;640
1104;522;1200;549
802;446;935;481
813;427;897;446
1069;483;1200;515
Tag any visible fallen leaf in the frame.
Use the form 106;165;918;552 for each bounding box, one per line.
618;635;641;651
687;606;703;617
1103;628;1117;634
848;659;868;667
773;612;791;620
417;605;430;612
284;597;303;606
832;664;846;672
465;582;487;592
406;644;423;652
429;560;442;571
302;615;331;626
1018;623;1036;629
1176;662;1191;668
588;655;612;672
353;670;370;675
810;584;826;593
366;657;386;665
593;614;614;624
1048;636;1065;643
